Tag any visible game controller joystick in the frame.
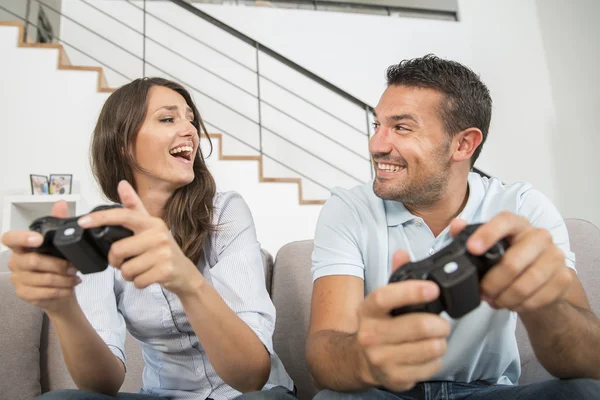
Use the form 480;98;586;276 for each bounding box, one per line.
388;223;509;319
29;205;133;274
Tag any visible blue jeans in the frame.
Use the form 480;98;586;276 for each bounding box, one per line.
314;379;600;400
37;386;296;400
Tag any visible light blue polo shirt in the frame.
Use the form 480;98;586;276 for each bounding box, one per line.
311;172;576;385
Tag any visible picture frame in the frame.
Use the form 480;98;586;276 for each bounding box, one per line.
30;174;49;195
49;174;73;195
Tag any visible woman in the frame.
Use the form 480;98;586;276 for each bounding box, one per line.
2;78;295;400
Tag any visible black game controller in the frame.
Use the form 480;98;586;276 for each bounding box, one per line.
29;205;133;274
388;223;509;319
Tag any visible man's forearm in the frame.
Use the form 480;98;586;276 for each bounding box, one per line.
520;300;600;379
306;330;375;392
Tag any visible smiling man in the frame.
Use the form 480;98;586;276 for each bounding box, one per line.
306;55;600;400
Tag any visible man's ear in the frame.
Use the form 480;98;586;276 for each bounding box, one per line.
451;128;483;163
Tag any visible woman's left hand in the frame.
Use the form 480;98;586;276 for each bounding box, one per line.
78;180;202;295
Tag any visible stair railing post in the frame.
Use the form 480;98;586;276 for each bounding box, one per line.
142;0;146;77
365;105;373;179
24;0;31;42
255;42;263;154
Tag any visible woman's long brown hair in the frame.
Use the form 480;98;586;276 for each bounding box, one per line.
90;77;216;264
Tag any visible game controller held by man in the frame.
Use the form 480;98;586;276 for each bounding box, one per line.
389;223;509;318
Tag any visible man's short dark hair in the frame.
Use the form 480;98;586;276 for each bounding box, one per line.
386;54;492;166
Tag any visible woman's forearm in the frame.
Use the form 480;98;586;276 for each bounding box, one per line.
47;296;126;396
178;277;271;393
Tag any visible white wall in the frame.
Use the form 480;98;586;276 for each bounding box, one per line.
57;0;374;201
195;0;562;204
61;0;600;210
0;24;321;256
3;0;598;239
535;0;600;228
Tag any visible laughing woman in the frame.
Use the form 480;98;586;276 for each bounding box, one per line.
2;77;295;400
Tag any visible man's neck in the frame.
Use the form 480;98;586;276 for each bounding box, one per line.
405;175;470;238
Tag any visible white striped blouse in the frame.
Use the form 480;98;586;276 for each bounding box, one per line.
75;191;294;399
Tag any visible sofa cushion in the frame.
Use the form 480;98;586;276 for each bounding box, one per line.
0;250;11;272
272;240;316;400
517;218;600;384
0;272;45;400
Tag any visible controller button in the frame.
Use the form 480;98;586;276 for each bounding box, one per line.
63;228;76;237
443;261;459;274
485;244;505;261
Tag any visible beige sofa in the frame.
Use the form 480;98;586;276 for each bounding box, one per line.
1;218;599;400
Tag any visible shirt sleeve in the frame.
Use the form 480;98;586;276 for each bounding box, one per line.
311;193;365;282
208;192;277;354
517;189;576;270
75;266;127;367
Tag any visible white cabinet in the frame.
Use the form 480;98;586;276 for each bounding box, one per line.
1;195;82;251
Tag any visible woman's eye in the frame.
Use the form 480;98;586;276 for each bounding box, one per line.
160;117;174;123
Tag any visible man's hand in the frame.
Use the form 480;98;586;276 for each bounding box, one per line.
356;250;450;392
450;212;574;313
1;201;81;315
77;180;204;296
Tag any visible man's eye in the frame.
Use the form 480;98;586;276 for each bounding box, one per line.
372;122;380;129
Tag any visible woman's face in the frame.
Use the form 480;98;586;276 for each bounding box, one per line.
132;85;200;192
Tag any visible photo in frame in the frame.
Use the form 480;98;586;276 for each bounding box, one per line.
49;174;73;195
30;174;49;195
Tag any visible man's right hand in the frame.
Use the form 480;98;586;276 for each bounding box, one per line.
356;250;450;392
1;201;81;314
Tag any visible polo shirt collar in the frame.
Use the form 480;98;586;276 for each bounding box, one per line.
383;172;485;227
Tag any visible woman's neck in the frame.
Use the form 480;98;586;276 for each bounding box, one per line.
134;182;174;219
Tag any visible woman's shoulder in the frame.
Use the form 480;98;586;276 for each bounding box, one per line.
211;190;255;227
212;190;249;215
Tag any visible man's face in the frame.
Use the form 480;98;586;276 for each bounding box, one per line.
370;85;453;206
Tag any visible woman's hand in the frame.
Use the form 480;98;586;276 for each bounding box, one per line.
0;201;81;315
77;181;203;296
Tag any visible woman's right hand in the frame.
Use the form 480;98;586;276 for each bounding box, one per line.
1;201;81;314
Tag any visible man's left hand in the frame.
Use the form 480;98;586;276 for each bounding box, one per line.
450;212;574;313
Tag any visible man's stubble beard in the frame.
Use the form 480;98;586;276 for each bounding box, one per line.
373;142;452;208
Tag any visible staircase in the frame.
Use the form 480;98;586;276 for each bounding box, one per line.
0;20;328;254
0;0;378;205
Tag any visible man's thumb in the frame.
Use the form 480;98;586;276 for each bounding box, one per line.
51;200;69;219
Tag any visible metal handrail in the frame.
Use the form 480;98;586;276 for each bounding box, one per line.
0;5;132;81
169;0;372;111
80;0;371;161
4;0;491;192
128;0;369;138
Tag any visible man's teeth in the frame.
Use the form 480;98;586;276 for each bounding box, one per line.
377;162;403;172
169;146;193;155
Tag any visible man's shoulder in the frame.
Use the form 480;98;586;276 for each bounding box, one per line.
327;181;381;213
469;172;557;220
470;173;534;209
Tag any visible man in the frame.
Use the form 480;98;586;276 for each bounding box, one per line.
306;54;600;399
